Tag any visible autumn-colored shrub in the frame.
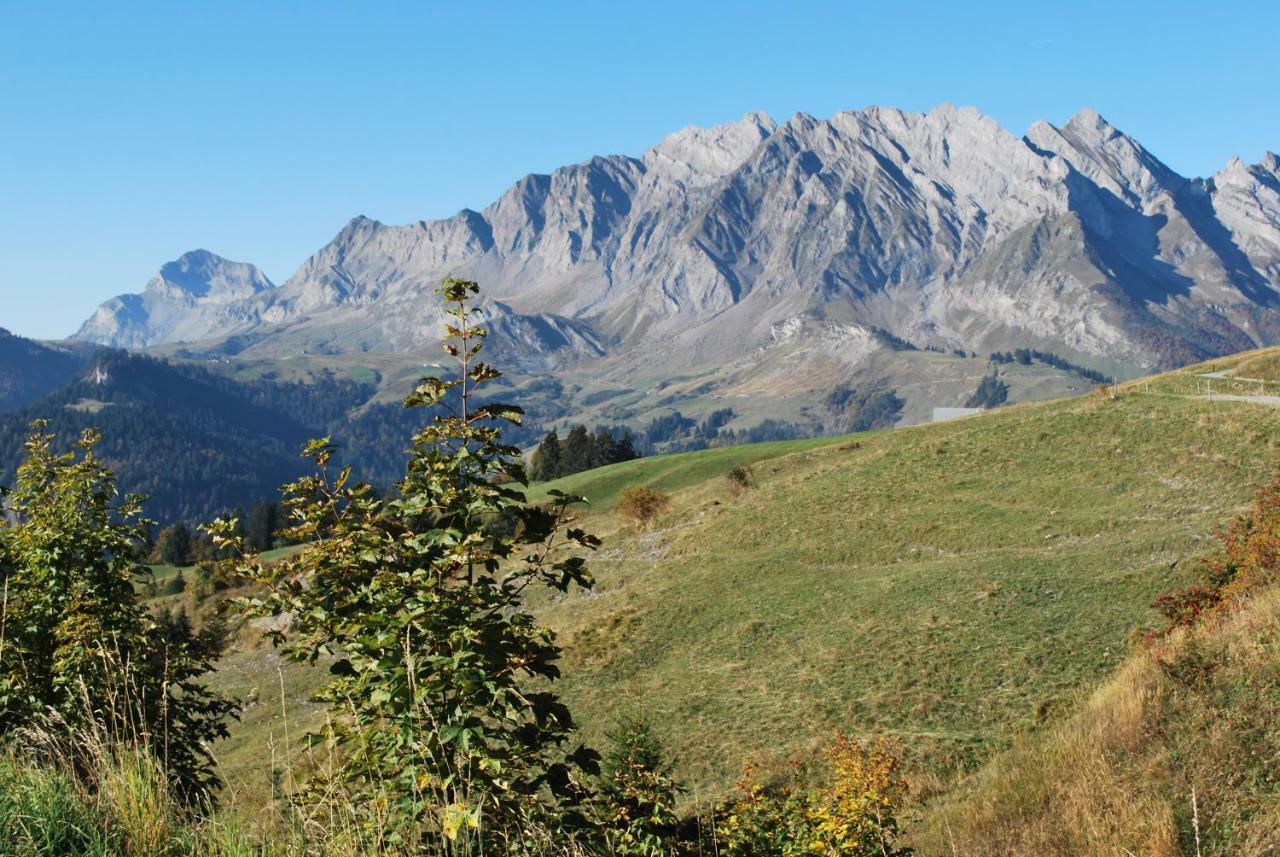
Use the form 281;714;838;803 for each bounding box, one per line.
616;487;670;528
808;734;911;856
710;734;912;856
1147;469;1280;639
1151;585;1222;631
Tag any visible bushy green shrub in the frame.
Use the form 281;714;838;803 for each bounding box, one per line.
219;280;602;853
0;424;236;802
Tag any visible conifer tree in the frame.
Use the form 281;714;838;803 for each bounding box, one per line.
245;499;279;551
531;429;563;481
592;427;618;469
598;716;683;856
153;521;193;566
561;425;593;475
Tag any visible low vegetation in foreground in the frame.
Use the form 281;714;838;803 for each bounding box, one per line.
7;283;1280;853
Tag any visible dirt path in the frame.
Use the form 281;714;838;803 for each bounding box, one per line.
1192;394;1280;406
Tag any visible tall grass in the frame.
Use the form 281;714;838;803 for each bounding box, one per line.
913;585;1280;856
0;743;269;857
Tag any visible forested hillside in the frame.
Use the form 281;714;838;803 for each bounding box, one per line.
0;329;86;411
0;348;525;523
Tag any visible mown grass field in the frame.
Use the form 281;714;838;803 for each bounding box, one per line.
200;349;1280;825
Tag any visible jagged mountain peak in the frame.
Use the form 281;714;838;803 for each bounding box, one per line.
1061;106;1116;138
1027;108;1184;206
71;103;1280;389
150;249;274;299
645;109;777;185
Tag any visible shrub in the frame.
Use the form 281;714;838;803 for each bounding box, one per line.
160;569;187;596
1147;467;1280;639
220;280;602;852
597;716;683;855
806;734;911;856
710;734;912;857
616;487;670;528
0;424;236;802
726;464;756;498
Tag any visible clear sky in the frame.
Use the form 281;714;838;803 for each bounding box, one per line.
2;0;1277;339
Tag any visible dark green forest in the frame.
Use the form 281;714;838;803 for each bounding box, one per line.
0;348;546;524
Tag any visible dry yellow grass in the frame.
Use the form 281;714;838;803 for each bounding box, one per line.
915;586;1280;856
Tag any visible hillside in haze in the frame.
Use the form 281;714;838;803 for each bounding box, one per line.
0;328;88;411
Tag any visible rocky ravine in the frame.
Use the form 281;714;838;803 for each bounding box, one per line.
73;104;1280;428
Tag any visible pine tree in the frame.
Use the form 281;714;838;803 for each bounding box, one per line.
562;425;592;475
531;429;563;481
246;499;279;551
592;427;618;469
614;430;639;463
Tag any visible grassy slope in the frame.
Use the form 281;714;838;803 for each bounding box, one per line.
533;356;1280;798
205;348;1280;828
913;581;1280;856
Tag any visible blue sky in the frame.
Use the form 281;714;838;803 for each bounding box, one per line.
2;1;1277;339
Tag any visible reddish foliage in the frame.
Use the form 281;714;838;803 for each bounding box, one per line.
1152;585;1222;629
1147;472;1280;639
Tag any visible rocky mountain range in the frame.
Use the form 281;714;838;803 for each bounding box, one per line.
72;104;1280;431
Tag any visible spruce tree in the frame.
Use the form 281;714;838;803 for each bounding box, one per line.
598;716;683;856
531;429;563;481
245;499;279;551
614;430;639;463
592;427;618;469
562;425;592;475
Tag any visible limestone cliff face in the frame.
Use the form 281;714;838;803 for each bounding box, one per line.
74;105;1280;376
75;250;275;350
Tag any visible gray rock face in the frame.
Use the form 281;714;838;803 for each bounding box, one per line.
74;106;1280;377
75;250;274;349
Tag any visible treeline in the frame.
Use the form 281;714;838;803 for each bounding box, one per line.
965;372;1010;409
149;499;286;567
0;349;548;524
868;327;975;359
824;384;904;433
530;424;639;481
990;348;1114;384
636;384;904;456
